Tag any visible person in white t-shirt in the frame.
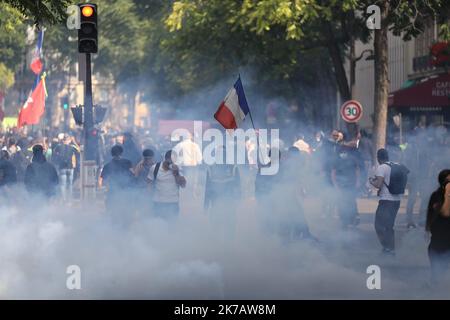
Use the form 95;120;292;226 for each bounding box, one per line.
148;150;186;219
173;134;203;167
369;148;401;255
173;133;204;213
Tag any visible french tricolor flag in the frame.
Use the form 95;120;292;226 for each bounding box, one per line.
214;76;250;129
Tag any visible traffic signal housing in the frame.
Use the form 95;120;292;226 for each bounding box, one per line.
78;3;98;53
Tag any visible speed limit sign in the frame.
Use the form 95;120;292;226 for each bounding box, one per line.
340;100;363;123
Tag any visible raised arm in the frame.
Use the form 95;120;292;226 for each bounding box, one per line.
442;183;450;217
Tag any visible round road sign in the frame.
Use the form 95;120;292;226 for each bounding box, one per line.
340;100;363;123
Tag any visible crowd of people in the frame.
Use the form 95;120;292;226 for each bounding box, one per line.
1;122;450;284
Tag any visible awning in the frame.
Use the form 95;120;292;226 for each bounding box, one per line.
388;72;450;109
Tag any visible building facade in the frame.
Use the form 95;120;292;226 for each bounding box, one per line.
348;18;449;132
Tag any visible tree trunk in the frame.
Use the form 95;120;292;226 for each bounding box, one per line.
324;22;351;103
372;0;390;158
324;21;361;139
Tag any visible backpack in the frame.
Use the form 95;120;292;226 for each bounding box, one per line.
152;162;161;181
384;162;409;195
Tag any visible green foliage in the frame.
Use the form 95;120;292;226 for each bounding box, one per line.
439;23;450;42
0;4;27;72
2;0;450;124
0;62;15;92
1;0;72;25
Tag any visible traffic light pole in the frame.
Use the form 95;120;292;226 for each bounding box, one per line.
84;52;96;161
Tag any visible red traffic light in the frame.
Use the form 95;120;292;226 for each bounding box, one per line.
82;6;94;17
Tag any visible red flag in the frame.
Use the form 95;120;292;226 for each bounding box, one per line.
18;78;46;128
30;30;44;75
30;58;43;75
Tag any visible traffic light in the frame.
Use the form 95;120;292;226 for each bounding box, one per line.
61;96;69;110
71;105;84;125
94;104;107;124
78;3;98;53
90;128;98;137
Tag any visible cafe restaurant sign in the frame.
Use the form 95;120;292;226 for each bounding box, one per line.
389;73;450;108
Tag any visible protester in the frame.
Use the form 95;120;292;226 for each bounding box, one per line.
173;132;203;214
331;144;361;228
99;145;135;225
276;147;315;242
52;134;77;200
134;149;155;188
133;148;156;216
122;132;141;166
2;137;28;182
0;150;17;187
370;148;408;255
310;131;325;152
426;169;450;284
24;144;59;198
148;150;186;219
205;146;241;236
293;133;312;154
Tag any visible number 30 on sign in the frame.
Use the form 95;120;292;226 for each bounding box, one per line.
340;100;363;123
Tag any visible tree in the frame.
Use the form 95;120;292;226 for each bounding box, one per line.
163;0;363;128
0;4;27;84
2;0;71;25
0;63;15;93
166;0;450;148
371;0;450;153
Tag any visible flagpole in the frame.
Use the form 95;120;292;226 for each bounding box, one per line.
238;74;265;168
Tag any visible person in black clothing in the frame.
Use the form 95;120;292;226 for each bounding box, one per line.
24;145;59;198
52;134;77;200
122;132;141;166
426;169;450;284
4;138;28;182
331;145;360;228
0;150;17;187
100;145;135;225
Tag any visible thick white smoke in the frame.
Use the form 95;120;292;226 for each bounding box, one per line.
2;72;449;300
1;176;449;299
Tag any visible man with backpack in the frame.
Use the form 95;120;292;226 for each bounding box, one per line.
148;150;186;219
52;134;77;200
370;148;409;256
